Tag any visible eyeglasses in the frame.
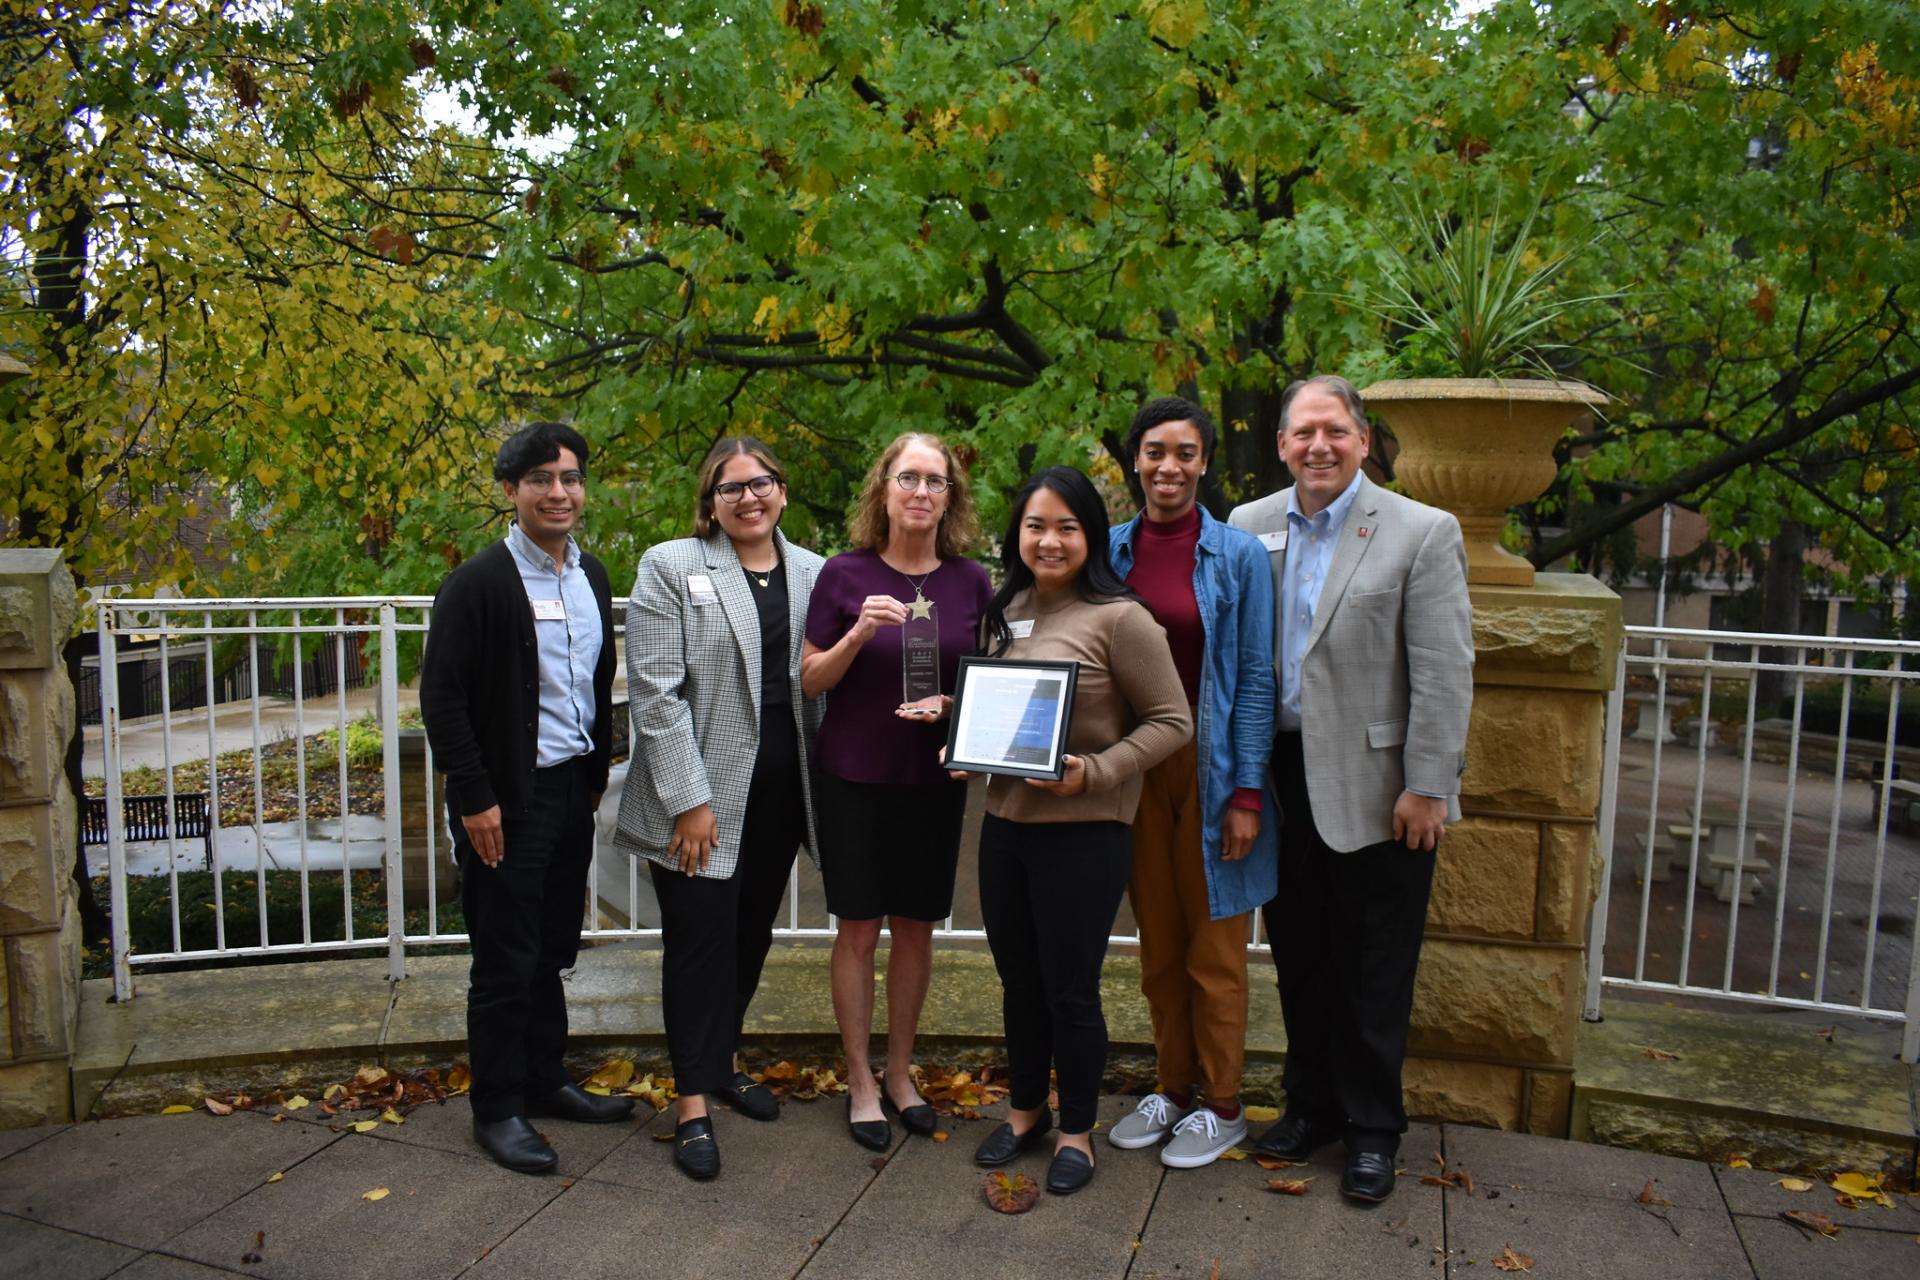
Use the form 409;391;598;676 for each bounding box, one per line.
714;474;779;502
890;471;951;495
519;470;586;493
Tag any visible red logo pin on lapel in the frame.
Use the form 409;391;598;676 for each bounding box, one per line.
1357;526;1370;537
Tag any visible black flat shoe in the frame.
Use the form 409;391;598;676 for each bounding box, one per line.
1252;1112;1342;1161
527;1082;636;1125
472;1116;558;1175
881;1089;938;1137
847;1098;892;1152
673;1116;721;1181
1340;1150;1396;1203
1046;1146;1095;1195
717;1071;779;1122
973;1113;1054;1167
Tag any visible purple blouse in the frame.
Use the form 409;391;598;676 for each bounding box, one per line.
805;549;994;786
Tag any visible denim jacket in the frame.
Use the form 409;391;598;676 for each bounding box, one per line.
1111;507;1278;919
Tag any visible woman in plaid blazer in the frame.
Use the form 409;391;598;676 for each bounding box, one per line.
613;436;824;1181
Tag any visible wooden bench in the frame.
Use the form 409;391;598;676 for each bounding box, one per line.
1882;778;1920;836
80;792;213;870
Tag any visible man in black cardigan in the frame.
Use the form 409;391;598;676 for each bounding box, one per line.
421;422;632;1174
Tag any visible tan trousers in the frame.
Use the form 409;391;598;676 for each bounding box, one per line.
1128;737;1251;1102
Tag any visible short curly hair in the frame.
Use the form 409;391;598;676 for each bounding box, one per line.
846;432;979;559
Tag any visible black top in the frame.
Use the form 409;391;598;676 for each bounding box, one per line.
745;560;791;712
419;540;616;817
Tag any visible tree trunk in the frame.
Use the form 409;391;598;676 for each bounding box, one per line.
1756;522;1807;714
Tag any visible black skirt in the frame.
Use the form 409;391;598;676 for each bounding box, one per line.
814;769;967;922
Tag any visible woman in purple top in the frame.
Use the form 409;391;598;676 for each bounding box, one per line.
802;432;992;1151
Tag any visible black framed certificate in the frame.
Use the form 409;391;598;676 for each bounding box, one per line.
944;657;1079;780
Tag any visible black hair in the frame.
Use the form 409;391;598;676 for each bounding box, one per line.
983;466;1136;655
493;421;592;484
1124;395;1216;464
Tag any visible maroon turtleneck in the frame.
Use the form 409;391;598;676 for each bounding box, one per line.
1129;506;1204;704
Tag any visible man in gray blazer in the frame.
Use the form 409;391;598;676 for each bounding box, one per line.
1228;375;1473;1204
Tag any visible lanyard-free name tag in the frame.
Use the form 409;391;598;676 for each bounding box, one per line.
1258;529;1288;553
530;598;566;621
686;573;719;604
1007;619;1035;639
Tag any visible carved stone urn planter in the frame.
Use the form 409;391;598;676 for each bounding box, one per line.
1360;378;1607;587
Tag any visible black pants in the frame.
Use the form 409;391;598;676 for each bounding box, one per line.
978;814;1131;1135
1263;732;1435;1155
651;712;804;1097
456;756;596;1123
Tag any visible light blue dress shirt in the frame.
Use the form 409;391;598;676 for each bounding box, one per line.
1277;471;1365;732
506;521;600;767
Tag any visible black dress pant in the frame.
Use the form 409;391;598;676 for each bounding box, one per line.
651;712;804;1097
456;756;596;1124
978;814;1132;1135
1263;732;1436;1155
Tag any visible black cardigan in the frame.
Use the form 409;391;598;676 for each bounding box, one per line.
419;539;616;817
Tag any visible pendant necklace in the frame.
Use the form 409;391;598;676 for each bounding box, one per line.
746;561;774;589
896;565;935;619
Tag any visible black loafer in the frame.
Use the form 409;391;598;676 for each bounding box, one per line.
718;1071;779;1122
472;1116;558;1175
527;1082;636;1125
847;1098;892;1152
673;1116;720;1180
973;1113;1053;1167
1341;1150;1397;1203
1046;1146;1095;1195
882;1090;938;1138
1253;1112;1343;1161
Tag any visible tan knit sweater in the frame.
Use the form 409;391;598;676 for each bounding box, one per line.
982;586;1193;826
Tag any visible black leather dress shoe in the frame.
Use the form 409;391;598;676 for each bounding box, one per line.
1045;1146;1095;1195
847;1097;893;1152
673;1116;721;1180
718;1071;779;1122
882;1090;938;1138
1341;1150;1397;1203
472;1116;558;1174
1252;1112;1343;1161
973;1113;1054;1167
527;1082;636;1124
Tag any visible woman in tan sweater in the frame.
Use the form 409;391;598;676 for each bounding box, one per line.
962;466;1192;1195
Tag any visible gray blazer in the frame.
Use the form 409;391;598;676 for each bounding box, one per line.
612;528;825;878
1228;476;1474;852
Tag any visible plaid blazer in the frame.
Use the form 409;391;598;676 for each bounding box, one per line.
612;528;824;878
1229;476;1474;852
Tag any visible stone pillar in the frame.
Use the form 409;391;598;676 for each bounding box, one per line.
0;548;81;1127
1404;572;1621;1137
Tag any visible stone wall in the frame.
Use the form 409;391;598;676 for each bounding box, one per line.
1406;572;1622;1137
0;549;81;1127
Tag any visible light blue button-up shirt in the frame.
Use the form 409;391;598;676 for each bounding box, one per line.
505;521;599;767
1277;471;1365;732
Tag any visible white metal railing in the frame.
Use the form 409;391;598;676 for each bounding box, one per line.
1583;625;1920;1063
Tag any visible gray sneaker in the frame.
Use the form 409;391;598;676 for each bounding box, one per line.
1160;1106;1249;1168
1107;1093;1190;1149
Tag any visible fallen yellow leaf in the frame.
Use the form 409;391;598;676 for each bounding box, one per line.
583;1084;613;1096
352;1119;379;1133
446;1064;471;1095
1778;1178;1814;1192
266;1172;284;1184
1726;1155;1753;1169
284;1095;310;1111
324;1084;346;1101
1243;1105;1280;1123
159;1105;194;1115
585;1059;635;1090
203;1098;234;1117
1492;1245;1535;1272
1216;1147;1248;1162
1831;1172;1894;1207
380;1108;405;1126
931;1130;949;1143
362;1188;389;1202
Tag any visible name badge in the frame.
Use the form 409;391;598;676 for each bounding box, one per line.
1258;529;1288;553
687;573;719;604
1007;619;1035;639
530;598;566;621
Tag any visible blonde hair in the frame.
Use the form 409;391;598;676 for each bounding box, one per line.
847;432;978;559
692;435;786;538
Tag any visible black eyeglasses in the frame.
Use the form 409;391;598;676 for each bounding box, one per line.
714;474;779;502
890;471;951;495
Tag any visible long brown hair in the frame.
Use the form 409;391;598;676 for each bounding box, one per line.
692;436;786;538
847;432;978;559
